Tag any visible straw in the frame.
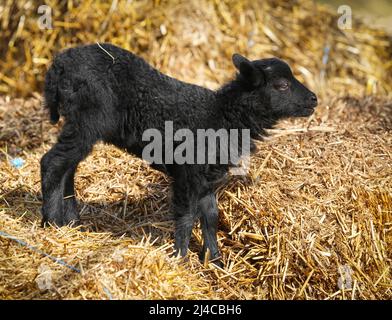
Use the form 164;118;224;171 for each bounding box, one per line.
0;0;391;300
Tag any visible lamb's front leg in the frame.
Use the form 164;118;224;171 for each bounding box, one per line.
172;185;198;258
198;193;222;266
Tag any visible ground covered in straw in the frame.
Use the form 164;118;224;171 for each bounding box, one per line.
0;0;391;300
0;94;390;299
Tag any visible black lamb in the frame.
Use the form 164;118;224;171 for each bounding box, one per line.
41;43;318;265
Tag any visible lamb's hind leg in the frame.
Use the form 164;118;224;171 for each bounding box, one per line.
62;165;79;224
41;123;94;226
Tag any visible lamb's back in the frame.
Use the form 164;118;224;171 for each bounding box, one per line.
51;43;216;130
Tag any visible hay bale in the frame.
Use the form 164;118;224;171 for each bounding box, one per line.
0;94;391;299
0;0;391;300
0;0;391;96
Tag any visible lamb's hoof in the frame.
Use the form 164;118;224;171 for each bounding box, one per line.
209;257;224;268
63;209;81;227
41;218;64;228
66;219;80;228
41;215;80;228
171;248;189;261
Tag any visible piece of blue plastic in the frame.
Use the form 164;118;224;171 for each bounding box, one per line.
10;157;25;169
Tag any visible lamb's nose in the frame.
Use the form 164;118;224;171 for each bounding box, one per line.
309;94;318;106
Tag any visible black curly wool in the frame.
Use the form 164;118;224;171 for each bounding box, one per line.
41;43;317;264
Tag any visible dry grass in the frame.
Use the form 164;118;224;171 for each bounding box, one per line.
0;0;391;300
0;94;390;299
0;0;391;96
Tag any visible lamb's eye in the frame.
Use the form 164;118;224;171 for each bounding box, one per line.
275;81;289;91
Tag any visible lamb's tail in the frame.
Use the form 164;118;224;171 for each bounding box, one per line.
43;63;61;124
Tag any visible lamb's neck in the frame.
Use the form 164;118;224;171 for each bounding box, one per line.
214;80;277;140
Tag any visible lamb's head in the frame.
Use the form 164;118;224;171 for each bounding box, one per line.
232;54;318;118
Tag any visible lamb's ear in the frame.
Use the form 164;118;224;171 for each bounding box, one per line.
232;53;263;87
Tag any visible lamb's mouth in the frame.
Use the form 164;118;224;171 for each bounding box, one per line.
300;106;315;116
